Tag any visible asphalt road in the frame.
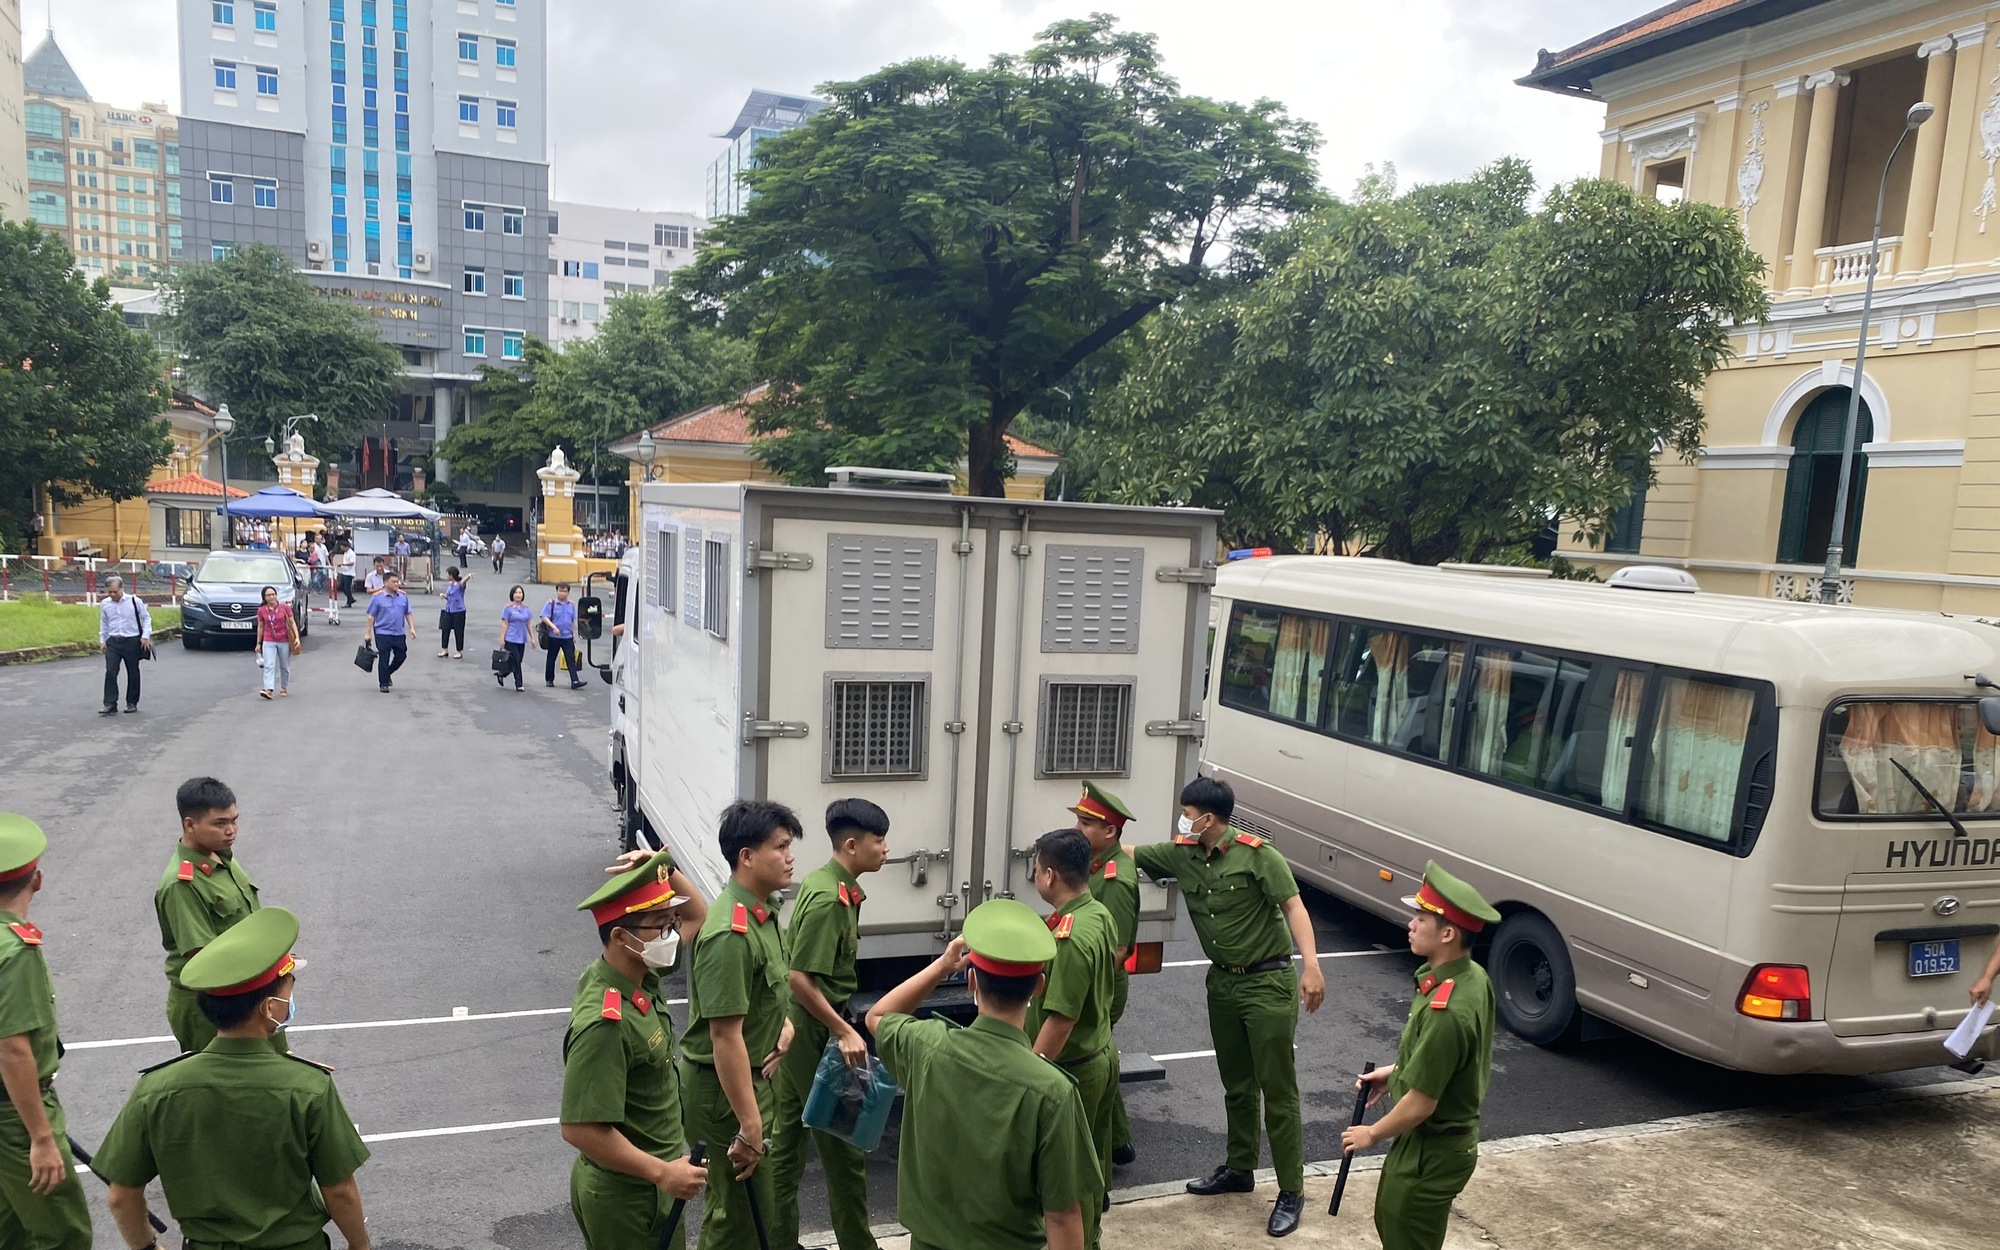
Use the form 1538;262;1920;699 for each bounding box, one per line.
0;572;1959;1249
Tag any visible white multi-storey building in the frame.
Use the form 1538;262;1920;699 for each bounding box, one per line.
546;199;703;344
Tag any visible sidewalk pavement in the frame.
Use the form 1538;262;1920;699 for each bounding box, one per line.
838;1074;1999;1250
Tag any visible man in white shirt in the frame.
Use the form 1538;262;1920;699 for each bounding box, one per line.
336;545;358;609
491;535;507;573
364;556;388;598
98;575;152;715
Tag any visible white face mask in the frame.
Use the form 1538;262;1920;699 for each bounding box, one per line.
268;993;296;1030
627;928;679;969
1177;814;1197;838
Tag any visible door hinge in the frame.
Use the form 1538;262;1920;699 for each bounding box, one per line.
1156;564;1217;586
1145;717;1206;739
742;717;810;743
747;543;814;572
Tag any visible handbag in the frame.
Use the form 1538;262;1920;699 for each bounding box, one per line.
353;641;377;672
438;608;451;631
490;648;510;672
538;605;555;651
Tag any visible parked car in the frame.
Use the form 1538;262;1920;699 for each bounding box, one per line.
180;551;308;649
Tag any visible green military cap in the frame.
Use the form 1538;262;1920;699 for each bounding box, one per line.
183;906;306;995
1068;781;1135;830
962;898;1057;976
1402;860;1501;934
579;850;684;926
0;814;48;884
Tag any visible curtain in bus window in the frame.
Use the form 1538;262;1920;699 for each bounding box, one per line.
1466;650;1513;777
1971;716;2000;812
1406;640;1465;762
1640;677;1754;842
1598;669;1646;811
1834;701;1962;814
1368;630;1413;744
1221;604;1281;716
1269;614;1331;726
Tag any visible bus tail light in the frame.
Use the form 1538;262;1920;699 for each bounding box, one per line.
1738;964;1812;1020
1126;942;1164;975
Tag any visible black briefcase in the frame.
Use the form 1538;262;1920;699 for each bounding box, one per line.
490;648;510;673
353;642;377;673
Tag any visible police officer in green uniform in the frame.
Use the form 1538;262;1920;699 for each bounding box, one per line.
1069;782;1139;1168
96;906;373;1250
865;898;1096;1250
1131;777;1324;1238
1027;828;1121;1250
770;799;890;1250
563;850;710;1249
157;777;283;1054
0;815;92;1250
1341;861;1499;1250
680;800;798;1250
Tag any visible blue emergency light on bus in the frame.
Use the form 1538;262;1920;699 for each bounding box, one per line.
1227;547;1273;561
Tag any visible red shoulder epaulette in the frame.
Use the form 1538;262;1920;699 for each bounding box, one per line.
8;922;42;946
1418;974;1436;994
177;861;195;882
1103;860;1118;881
1429;979;1456;1010
838;883;851;907
1053;914;1074;941
1234;833;1264;849
731;903;750;934
601;988;623;1021
1172;835;1199;846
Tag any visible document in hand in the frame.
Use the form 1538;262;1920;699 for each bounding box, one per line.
1945;1000;1995;1059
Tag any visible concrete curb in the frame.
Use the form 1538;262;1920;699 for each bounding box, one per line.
0;627;182;666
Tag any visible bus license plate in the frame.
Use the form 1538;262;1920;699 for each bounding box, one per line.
1909;940;1959;978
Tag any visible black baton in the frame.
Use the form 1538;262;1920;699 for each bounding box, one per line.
743;1163;774;1250
657;1141;706;1250
68;1139;169;1234
1328;1061;1377;1217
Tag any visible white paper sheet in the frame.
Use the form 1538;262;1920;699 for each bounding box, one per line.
1946;999;1995;1059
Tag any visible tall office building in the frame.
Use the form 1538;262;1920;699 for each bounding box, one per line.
176;0;549;499
703;88;824;220
22;34;182;286
0;0;26;220
546;200;703;345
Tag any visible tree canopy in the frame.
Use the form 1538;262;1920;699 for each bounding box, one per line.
162;243;402;461
1089;161;1771;562
0;218;169;548
680;14;1321;494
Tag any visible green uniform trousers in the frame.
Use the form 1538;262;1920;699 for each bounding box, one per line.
167;984;289;1056
1206;963;1303;1191
1107;968;1131;1154
767;1013;877;1250
1373;1128;1479;1250
570;1154;685;1250
0;1098;93;1250
679;1059;777;1250
1058;1047;1117;1250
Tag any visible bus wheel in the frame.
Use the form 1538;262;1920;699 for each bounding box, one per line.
1489;911;1580;1046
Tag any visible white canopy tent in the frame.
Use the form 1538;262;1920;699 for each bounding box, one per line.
320;488;444;521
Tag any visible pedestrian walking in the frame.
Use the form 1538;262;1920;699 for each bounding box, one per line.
498;585;532;692
864;899;1094;1250
770;799;891;1250
393;534;411;581
680;800;798;1250
156;777;284;1055
455;529;474;569
492;534;507;573
337;543;358;609
1132;777;1324;1238
1072;781;1141;1167
0;814;93;1250
541;583;585;689
95;907;375;1250
438;566;473;658
256;585;299;700
1340;861;1500;1250
97;574;152;716
363;569;413;692
562;851;709;1249
364;555;388;598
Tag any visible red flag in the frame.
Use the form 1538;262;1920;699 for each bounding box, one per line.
361;438;371;477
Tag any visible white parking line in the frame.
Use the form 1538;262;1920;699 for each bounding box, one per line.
1152;1049;1217;1062
67;1002;690;1051
362;1116;560;1144
1158;949;1402;970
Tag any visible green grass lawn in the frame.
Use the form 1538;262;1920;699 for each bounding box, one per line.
0;598;182;652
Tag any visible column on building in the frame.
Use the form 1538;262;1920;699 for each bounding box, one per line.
1924;23;1991;274
1787;70;1848;293
1899;36;1960;275
433;381;455;485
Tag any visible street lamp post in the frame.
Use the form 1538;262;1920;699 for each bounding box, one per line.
213;404;235;548
636;430;658;482
1820;100;1936;603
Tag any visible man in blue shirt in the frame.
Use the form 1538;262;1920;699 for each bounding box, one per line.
541;583;584;689
363;570;414;692
97;575;152;715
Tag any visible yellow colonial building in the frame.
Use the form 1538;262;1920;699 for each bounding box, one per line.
1525;0;2000;612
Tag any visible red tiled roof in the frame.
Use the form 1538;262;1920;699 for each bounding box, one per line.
637;384;1057;460
1546;0;1746;69
148;474;248;498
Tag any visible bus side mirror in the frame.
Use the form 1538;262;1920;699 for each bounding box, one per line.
1980;697;2000;738
578;596;604;641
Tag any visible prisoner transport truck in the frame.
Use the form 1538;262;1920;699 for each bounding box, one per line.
586;474;1219;998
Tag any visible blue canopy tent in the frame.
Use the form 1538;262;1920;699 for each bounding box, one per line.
225;486;335;519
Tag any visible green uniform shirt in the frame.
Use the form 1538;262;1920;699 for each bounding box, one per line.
1132;831;1299;967
786;860;862;1008
561;959;685;1159
1387;955;1496;1127
92;1037;371;1247
156;847;262;987
1087;846;1139;955
1028;894;1119;1062
681;880;790;1066
0;913;59;1092
877;1012;1097;1249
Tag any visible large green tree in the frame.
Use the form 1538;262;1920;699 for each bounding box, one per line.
162;243;402;460
1091;161;1770;561
0;218;169;548
680;14;1322;494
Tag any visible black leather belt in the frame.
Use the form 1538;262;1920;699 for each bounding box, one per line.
1424;1122;1475;1137
1218;956;1290;975
1053;1046;1110;1069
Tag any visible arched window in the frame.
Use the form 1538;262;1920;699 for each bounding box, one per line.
1777;388;1870;566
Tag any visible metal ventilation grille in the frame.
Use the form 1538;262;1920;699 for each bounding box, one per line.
703;537;730;640
1038;677;1135;778
825;676;928;779
682;526;703;631
1042;545;1143;653
651;529;676;612
825;533;937;650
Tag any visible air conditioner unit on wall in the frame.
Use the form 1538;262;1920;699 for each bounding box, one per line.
306;238;328;260
412;250;432;272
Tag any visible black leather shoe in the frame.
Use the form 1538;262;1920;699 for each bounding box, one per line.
1112;1143;1137;1166
1186;1165;1255;1196
1268;1189;1304;1238
123;705;138;713
98;705;117;716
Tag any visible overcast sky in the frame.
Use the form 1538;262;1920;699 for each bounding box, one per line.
32;0;1643;211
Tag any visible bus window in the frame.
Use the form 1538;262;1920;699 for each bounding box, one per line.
1636;675;1756;843
1220;604;1281;716
1817;700;2000;817
1545;667;1647;811
1269;614;1332;727
1465;647;1579;786
1330;624;1465;760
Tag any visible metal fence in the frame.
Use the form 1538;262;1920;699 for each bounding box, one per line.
0;556;187;605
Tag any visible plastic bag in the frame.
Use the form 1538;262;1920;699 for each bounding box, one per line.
800;1038;900;1151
